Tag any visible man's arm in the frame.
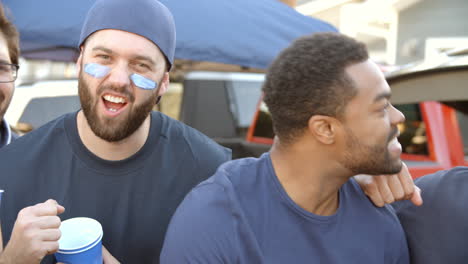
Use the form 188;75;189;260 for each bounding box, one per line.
0;199;64;264
354;163;423;207
160;183;236;263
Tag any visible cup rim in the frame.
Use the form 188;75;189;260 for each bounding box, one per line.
57;234;102;254
58;217;103;251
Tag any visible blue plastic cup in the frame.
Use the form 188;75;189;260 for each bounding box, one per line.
55;217;103;264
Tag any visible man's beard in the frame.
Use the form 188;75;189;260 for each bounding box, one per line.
340;126;402;175
78;72;158;142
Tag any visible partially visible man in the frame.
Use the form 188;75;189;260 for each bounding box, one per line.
0;4;19;149
0;0;230;263
358;165;468;264
161;33;409;263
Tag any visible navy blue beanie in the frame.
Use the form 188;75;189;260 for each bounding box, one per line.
79;0;176;69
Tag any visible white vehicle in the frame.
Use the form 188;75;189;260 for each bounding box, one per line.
5;79;79;132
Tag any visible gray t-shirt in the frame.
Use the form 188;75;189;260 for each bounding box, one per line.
0;111;231;263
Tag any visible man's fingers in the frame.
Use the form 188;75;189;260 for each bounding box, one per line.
42;241;60;255
38;229;61;242
356;175;385;207
56;205;65;215
44;199;65;215
368;190;385;207
35;216;62;230
32;200;64;217
355;175;385;207
410;186;423;206
386;175;405;200
376;176;395;204
397;163;414;199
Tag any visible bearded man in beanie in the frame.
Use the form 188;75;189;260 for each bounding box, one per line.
0;0;230;263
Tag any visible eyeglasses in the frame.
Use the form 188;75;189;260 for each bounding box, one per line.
0;62;19;83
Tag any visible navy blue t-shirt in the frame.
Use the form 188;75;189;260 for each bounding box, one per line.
161;153;409;263
393;166;468;264
0;111;231;263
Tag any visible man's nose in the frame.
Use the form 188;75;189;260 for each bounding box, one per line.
390;104;405;125
106;63;131;88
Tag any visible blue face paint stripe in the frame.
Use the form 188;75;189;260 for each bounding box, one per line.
84;63;111;78
84;63;157;90
130;73;157;90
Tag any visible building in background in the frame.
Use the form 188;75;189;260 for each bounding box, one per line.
297;0;468;65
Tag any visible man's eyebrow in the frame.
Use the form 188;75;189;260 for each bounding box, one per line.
374;92;391;103
132;55;156;67
92;46;113;54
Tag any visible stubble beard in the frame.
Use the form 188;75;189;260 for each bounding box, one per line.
78;71;158;142
340;126;402;175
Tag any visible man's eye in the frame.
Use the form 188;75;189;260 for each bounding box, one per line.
0;65;9;72
97;54;110;60
381;103;390;112
138;63;150;70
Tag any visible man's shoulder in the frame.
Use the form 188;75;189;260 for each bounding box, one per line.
393;167;468;263
0;114;70;158
161;171;238;262
187;156;264;200
345;178;402;223
153;111;232;161
395;166;468;228
410;166;468;209
415;166;468;190
209;154;270;188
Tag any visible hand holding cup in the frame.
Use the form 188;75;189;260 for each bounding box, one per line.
0;199;64;264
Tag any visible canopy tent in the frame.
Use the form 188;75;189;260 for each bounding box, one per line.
3;0;336;69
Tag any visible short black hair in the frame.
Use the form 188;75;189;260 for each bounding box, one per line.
263;32;369;144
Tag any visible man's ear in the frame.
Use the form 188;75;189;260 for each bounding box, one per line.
307;115;339;145
157;72;170;97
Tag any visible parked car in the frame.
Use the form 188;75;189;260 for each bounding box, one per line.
6;79;79;133
180;71;264;138
234;53;468;179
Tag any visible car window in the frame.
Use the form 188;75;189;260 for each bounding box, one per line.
251;101;274;140
454;105;468;159
19;96;81;130
226;81;263;128
439;101;468;159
